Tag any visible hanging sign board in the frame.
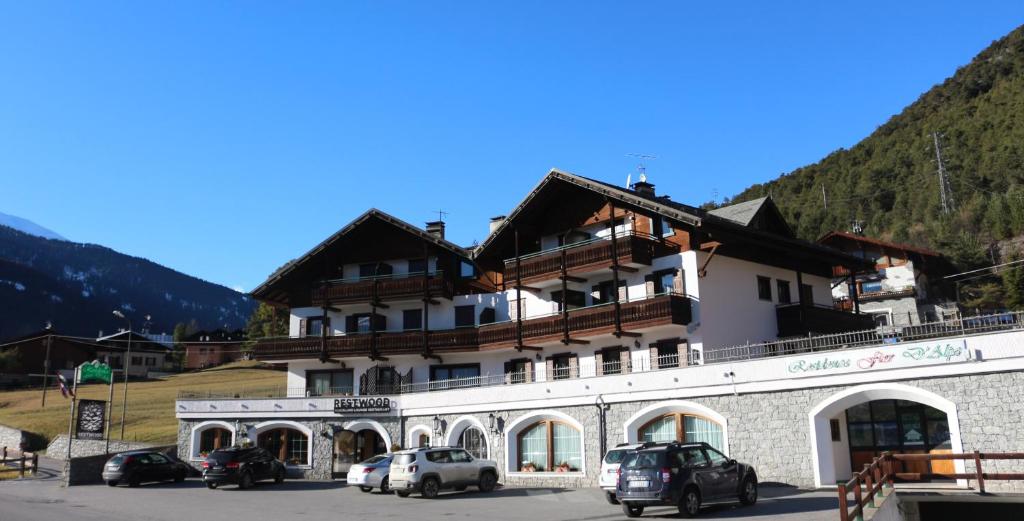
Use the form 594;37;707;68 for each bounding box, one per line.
333;397;396;415
75;399;107;440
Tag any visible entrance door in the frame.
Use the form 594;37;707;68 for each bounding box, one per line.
845;400;952;480
333;430;356;476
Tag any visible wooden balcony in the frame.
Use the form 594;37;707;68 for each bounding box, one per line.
252;328;479;361
478;293;692;350
503;233;677;286
311;273;453;305
776;303;875;337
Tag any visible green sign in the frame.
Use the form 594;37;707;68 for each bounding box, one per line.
78;361;113;384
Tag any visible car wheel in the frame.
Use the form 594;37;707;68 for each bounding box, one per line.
359;486;373;493
420;477;440;499
679;487;701;518
380;477;392;494
127;474;141;488
605;490;620;505
238;471;254;490
478;471;497;493
739;477;758;506
106;480;119;487
274;469;285;484
622;503;644;518
396;490;410;498
206;482;218;489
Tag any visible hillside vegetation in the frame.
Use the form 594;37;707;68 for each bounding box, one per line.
0;363;285;447
728;25;1024;266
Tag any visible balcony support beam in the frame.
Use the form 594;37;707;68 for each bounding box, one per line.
560;248;572;345
422;241;434;360
608;198;625;338
698;241;722;278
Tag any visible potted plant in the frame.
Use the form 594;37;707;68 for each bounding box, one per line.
520;461;537;472
556;462;571;473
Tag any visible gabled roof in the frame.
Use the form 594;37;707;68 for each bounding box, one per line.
818;231;943;258
95;330;172;352
475;168;704;256
251;209;472;304
707;197;794;237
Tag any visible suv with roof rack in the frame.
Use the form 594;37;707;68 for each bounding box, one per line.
616;442;757;518
388;446;499;499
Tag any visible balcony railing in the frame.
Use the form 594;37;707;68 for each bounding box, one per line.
311;271;453;305
777;303;876;337
478;293;692;349
502;232;677;285
252;328;479;361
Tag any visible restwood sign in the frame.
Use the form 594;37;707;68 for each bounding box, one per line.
333;397;396;415
785;339;969;375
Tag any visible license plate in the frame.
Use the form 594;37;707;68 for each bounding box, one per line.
628;480;650;488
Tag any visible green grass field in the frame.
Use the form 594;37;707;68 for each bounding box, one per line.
0;362;286;446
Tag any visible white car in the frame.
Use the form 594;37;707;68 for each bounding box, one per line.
599;444;640;504
347;454;394;493
389;447;499;498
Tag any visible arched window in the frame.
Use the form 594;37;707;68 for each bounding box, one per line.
516;421;581;472
418;433;430;448
638;413;724;451
199;427;232;455
459;427;486;459
257;428;309;465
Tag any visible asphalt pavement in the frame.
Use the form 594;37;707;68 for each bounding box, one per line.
0;474;840;521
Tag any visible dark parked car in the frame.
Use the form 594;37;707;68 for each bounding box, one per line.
102;450;190;487
202;447;286;489
616;442;757;518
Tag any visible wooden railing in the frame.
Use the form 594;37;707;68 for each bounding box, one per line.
776;303;875;337
503;233;675;285
478;293;691;349
311;274;452;305
1;447;38;479
837;451;1024;521
253;328;479;360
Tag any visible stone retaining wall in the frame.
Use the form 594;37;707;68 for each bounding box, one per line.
46;435;156;460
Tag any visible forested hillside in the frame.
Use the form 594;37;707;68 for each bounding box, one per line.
727;24;1024;275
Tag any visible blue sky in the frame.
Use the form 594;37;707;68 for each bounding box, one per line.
1;2;1021;292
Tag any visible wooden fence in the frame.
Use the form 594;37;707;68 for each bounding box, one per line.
837;451;1024;521
1;446;39;478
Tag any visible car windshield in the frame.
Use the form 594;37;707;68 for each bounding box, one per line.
362;455;391;465
393;454;415;465
108;455;126;465
207;449;244;463
604;449;629;464
623;451;663;469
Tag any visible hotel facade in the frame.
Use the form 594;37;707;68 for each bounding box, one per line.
176;170;1024;490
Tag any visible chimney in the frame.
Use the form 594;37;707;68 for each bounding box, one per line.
489;215;506;235
425;220;446;239
633;181;656;197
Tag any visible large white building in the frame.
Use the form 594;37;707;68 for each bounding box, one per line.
176;170;1024;490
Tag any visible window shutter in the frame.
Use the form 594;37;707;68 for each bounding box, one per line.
644;274;655;297
545;359;554;381
620;349;631;374
504;361;512;384
525;360;534;383
674;269;685;294
618;280;628;301
508;299;520;321
569;355;579;378
678;339;689;367
594;350;604;376
648;343;659;370
345;315;356;333
323;316;331;336
298;318;307;338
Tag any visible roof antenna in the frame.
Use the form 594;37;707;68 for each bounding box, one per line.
626;153;656;187
435;209;449;222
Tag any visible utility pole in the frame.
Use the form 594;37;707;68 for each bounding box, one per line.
933;132;955;215
821;184;828;211
41;322;53;407
112;310;132;440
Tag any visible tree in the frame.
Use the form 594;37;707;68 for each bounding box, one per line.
246;303;288;340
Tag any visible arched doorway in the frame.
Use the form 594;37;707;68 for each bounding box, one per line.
808;383;964;488
332;420;392;477
445;416;490;460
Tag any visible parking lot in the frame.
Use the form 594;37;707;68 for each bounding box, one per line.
0;474;839;521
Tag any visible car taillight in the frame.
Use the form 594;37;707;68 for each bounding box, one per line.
616;467;622;477
363;467;374;474
408;464;418;473
661;467;671;483
226;462;240;469
201;462;210;469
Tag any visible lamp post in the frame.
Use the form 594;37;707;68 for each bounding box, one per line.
112;310;132;440
41;321;53;407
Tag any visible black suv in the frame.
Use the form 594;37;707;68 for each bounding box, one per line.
616;442;757;518
202;447;286;489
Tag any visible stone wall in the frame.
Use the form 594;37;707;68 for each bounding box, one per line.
0;424;26;450
46;435;156;460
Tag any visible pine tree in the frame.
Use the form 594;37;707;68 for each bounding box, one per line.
245;303;288;340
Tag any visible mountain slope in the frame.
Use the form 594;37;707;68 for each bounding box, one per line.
0;225;254;340
726;24;1024;268
0;212;65;241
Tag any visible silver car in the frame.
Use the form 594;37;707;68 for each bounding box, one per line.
389;447;499;499
347;454;393;493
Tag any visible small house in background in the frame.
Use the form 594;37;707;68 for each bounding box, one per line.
94;330;174;377
0;330;98;384
818;231;959;327
182;329;247;370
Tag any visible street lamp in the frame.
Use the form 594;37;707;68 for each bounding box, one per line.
112;310;132;440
